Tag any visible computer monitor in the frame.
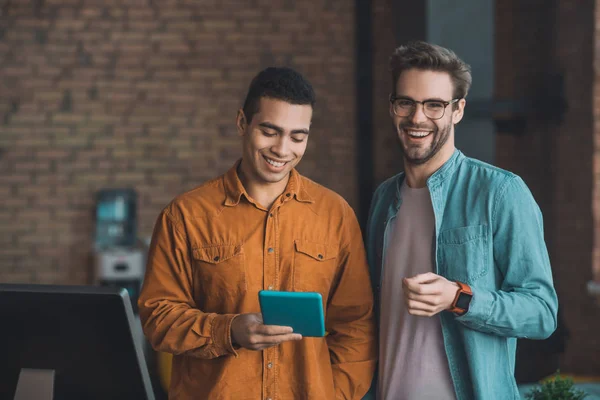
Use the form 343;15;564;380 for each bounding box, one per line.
0;284;155;400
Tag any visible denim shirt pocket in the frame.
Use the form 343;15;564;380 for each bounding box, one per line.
438;225;488;285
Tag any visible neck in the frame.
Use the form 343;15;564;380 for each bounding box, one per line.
237;161;290;209
403;145;455;188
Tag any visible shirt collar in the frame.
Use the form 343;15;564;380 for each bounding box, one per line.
426;149;464;188
392;149;465;208
223;159;314;207
223;160;246;206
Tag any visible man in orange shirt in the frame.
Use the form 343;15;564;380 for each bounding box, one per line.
139;67;377;399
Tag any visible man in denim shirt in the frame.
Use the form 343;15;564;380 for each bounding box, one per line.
365;41;558;400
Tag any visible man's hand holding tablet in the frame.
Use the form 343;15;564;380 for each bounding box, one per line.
230;312;303;351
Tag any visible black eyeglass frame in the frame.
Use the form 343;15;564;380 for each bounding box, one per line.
389;95;461;120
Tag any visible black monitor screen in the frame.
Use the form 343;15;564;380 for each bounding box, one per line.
0;284;155;400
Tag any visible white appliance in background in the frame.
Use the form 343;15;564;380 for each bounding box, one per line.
94;247;148;357
93;188;149;358
94;248;145;303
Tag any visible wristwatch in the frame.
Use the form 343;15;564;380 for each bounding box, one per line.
448;281;473;315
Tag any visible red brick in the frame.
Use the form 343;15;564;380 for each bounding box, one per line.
52;113;87;124
128;20;161;31
80;7;103;18
93;137;127;146
10;113;48;124
88;114;122;124
113;172;146;183
35;150;70;159
54;20;87;31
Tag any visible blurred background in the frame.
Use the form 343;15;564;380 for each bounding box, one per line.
0;0;599;397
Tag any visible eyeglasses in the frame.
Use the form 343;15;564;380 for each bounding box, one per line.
389;95;460;120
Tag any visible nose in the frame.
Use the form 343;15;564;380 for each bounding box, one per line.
271;136;291;158
409;103;428;125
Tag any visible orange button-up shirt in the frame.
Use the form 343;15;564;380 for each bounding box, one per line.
139;161;377;400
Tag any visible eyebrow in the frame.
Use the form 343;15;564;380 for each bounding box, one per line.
396;95;449;102
259;122;310;135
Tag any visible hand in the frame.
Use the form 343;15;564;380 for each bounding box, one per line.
230;313;302;351
402;272;459;317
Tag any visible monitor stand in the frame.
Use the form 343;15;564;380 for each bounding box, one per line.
13;368;54;400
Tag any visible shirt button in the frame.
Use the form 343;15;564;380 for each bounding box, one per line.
286;193;291;197
268;248;274;253
267;362;273;368
318;254;323;259
268;285;273;290
213;256;220;262
269;213;274;217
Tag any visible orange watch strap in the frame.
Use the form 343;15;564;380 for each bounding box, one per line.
449;281;472;314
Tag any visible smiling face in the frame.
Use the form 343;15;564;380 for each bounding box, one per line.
238;97;312;189
391;68;465;166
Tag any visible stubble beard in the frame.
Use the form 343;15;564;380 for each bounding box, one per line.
397;122;452;166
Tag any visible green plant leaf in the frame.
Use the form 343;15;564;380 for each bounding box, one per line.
524;372;588;400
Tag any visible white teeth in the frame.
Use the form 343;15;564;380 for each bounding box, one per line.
265;157;285;167
406;130;430;138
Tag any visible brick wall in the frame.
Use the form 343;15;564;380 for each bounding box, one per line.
0;0;357;284
496;0;599;374
371;0;401;186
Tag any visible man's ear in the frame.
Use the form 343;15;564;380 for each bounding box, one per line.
452;98;466;125
236;109;247;136
389;94;395;118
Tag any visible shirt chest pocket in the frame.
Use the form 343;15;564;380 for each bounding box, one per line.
293;240;338;293
192;244;246;311
437;225;488;285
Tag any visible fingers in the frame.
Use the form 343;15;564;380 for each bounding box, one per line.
403;278;442;295
232;313;305;351
402;274;458;317
405;299;440;316
255;324;295;336
243;317;302;350
407;272;439;284
250;332;303;346
406;308;436;317
406;291;443;306
245;332;303;350
406;298;439;311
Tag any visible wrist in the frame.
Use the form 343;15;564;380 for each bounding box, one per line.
222;314;241;355
448;281;472;315
230;314;241;347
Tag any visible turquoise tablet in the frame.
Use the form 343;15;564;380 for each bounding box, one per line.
258;290;326;337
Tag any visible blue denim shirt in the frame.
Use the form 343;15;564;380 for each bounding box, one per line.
365;150;558;400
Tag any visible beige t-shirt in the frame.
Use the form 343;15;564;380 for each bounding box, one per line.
378;181;456;400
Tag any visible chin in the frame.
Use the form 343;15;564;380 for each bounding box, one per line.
258;169;289;183
402;148;433;165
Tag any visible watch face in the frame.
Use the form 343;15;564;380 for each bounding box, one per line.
456;292;473;310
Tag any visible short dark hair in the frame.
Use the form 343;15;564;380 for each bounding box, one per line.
390;41;472;101
242;67;316;123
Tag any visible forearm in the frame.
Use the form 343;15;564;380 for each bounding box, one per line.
140;298;239;358
455;286;557;339
140;208;240;359
463;176;558;339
